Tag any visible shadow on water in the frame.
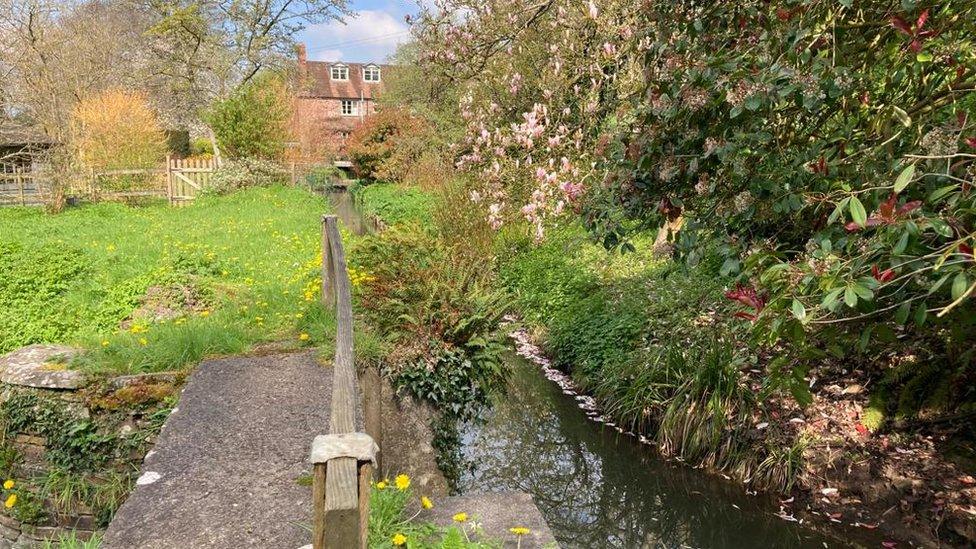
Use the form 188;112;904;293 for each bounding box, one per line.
326;189;373;236
455;355;881;549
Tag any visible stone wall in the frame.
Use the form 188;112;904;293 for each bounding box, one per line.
0;345;175;548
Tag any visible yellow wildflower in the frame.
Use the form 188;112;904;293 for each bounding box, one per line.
4;494;15;508
3;480;13;490
299;333;310;341
101;340;110;347
199;310;211;317
510;527;531;536
391;533;407;546
376;481;388;490
395;474;410;491
421;496;433;510
129;325;147;334
452;513;468;523
139;338;148;346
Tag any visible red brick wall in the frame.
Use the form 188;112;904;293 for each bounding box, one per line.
293;97;378;159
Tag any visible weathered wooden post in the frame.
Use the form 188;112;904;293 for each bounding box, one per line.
310;215;376;549
165;155;173;205
16;167;25;206
321;215;337;309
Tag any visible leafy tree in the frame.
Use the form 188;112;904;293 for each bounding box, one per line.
206;74;292;160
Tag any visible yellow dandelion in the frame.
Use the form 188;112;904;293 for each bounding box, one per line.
3;480;13;490
391;533;407;546
299;333;310;341
139;338;148;346
421;496;433;510
4;494;15;508
510;527;531;536
101;340;110;347
199;310;211;317
395;474;410;491
452;512;468;523
376;481;388;490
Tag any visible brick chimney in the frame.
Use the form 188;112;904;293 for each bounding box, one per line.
296;43;308;78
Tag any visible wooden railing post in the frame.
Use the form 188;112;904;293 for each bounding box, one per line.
311;214;374;549
321;215;337;309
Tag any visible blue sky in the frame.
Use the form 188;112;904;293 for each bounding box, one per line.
298;1;421;63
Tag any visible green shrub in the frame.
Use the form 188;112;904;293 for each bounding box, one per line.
206;73;292;160
208;158;288;194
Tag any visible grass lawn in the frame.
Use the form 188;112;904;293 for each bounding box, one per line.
0;186;340;374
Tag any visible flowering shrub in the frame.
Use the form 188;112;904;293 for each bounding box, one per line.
412;1;976;405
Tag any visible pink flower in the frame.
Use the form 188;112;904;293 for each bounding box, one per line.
588;1;599;19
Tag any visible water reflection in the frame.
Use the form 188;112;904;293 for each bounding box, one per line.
456;356;866;548
327;190;372;236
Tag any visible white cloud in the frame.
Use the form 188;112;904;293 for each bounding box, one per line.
302;10;411;63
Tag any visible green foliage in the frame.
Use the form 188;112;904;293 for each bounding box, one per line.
0;392;117;472
0;186;334;374
206;73;292;160
356;183;436;226
368;480;499;548
351;225;509;416
41;468;132;527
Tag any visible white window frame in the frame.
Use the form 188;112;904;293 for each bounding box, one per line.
330;64;349;81
340;99;357;116
363;65;381;82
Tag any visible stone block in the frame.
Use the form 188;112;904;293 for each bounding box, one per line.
0;345;87;390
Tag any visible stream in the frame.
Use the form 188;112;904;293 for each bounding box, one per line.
329;189;880;549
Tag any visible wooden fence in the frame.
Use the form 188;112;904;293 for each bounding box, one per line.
0;166;45;206
0;158;348;207
311;215;376;549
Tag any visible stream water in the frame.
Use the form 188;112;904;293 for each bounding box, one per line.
454;353;859;548
328;190;877;549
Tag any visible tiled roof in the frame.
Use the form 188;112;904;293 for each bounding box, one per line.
302;61;388;100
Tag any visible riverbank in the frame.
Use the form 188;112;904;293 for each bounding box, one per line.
352;181;976;547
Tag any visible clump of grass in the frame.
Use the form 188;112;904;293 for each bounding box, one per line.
41;532;102;549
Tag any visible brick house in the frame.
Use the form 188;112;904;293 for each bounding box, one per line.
293;44;388;161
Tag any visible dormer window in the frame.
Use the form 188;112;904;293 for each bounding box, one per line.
363;65;381;82
330;64;349;81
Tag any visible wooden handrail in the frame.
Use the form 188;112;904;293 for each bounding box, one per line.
312;215;373;549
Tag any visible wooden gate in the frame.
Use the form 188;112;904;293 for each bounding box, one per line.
166;156;215;204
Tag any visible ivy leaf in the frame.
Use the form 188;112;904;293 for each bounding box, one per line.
952;272;969;301
850;196;867;227
893;164;915;194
